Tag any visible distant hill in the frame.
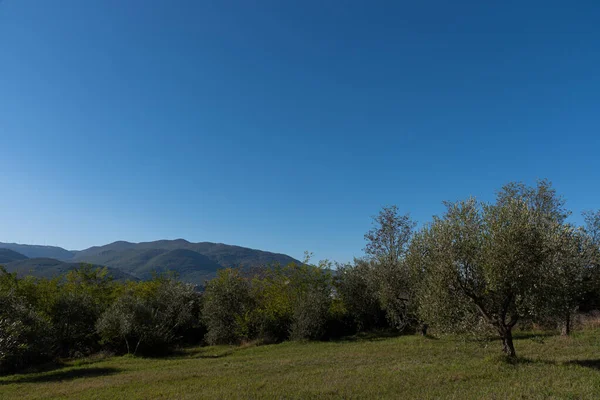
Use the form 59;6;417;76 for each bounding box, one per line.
0;248;28;264
0;242;74;261
1;239;299;285
3;258;137;282
72;239;299;285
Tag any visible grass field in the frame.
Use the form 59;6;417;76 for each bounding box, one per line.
2;330;600;399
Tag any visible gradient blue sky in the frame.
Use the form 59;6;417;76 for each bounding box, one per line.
1;1;599;262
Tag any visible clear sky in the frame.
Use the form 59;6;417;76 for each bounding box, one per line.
1;1;599;262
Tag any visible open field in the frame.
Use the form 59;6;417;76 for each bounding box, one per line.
2;330;600;399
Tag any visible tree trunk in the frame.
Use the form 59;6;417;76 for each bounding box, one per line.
561;311;571;336
501;327;516;357
134;338;142;356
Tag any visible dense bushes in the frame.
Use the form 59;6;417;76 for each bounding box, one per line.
202;262;342;345
0;290;54;374
335;260;389;332
202;268;253;345
0;267;203;372
95;278;203;356
51;290;101;357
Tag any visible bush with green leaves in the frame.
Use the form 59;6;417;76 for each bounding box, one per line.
289;285;332;340
335;259;386;332
0;290;54;374
50;291;101;357
97;277;201;355
249;260;336;342
202;268;254;345
48;266;118;357
249;268;294;343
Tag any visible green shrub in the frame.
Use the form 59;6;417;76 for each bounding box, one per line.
97;278;201;355
335;260;387;332
290;286;331;340
202;268;254;345
0;291;54;374
51;291;101;357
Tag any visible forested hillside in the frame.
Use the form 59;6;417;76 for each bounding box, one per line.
0;240;299;285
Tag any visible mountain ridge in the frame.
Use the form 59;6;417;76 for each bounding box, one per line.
0;240;300;285
0;242;75;261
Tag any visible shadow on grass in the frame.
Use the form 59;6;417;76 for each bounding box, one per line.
568;359;600;370
485;354;539;366
486;355;600;371
160;346;239;360
194;350;235;359
512;332;555;340
334;330;403;343
1;367;120;385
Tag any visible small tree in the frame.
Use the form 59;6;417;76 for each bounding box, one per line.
249;263;298;343
335;259;386;332
288;260;334;341
583;210;600;268
364;206;416;331
580;210;600;312
202;268;253;345
542;224;588;335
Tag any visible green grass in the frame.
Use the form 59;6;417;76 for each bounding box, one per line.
2;330;600;399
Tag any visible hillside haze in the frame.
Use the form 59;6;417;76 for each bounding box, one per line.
0;240;299;285
0;242;74;261
0;248;29;264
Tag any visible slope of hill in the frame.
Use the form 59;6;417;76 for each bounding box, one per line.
0;242;74;261
71;240;299;284
0;248;28;264
1;240;299;285
3;258;137;282
73;239;297;266
141;249;223;283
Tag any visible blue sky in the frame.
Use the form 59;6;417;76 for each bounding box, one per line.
1;1;599;262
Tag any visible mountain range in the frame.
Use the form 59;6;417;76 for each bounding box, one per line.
0;240;299;285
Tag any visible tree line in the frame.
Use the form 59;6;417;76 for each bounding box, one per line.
1;180;599;374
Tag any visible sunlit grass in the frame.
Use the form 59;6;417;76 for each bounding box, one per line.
2;330;600;399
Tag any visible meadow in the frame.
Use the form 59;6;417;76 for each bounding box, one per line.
2;329;600;399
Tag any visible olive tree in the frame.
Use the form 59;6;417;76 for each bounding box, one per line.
583;210;600;266
412;192;551;357
364;206;416;331
499;181;589;335
288;260;334;341
542;224;588;335
580;210;600;311
202;268;253;345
